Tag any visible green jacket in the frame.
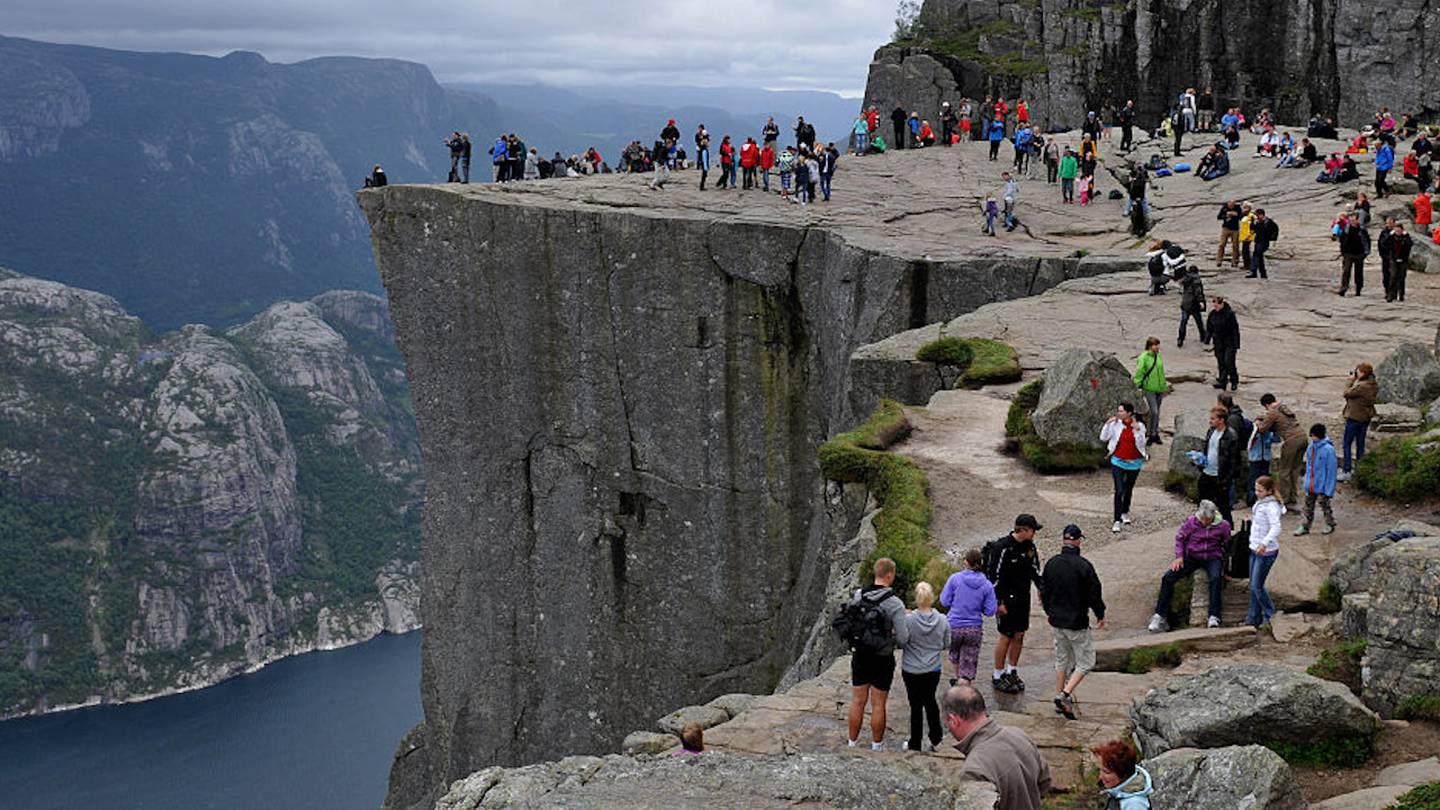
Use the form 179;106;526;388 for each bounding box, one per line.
1058;155;1079;180
1133;350;1167;394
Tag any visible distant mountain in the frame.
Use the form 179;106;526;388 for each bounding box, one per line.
457;83;861;166
0;36;499;330
0;269;421;717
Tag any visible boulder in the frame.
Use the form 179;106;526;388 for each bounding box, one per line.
1330;536;1405;596
1341;593;1370;642
1266;548;1326;612
705;693;758;719
1372;403;1425;433
1430;395;1440;424
657;704;732;736
1311;785;1411;810
1377;342;1440;407
1362;537;1440;715
621;731;679;756
1031;348;1146;449
1166;412;1208;496
435;752;1002;809
1374;756;1440;787
1142;745;1305;810
1130;664;1381;755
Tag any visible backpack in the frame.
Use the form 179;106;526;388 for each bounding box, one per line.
1174;162;1192;172
1226;521;1252;579
981;539;1003;583
1108;189;1124;200
831;588;894;654
1154;168;1173;177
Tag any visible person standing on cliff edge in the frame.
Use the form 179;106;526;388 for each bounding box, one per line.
842;557;909;750
695;124;711;190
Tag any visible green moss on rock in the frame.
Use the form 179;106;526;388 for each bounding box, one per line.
1355;432;1440;502
1307;641;1366;695
916;336;1021;388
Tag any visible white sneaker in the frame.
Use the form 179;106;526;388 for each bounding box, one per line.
870;741;885;751
1337;471;1352;482
923;741;936;753
1121;513;1133;524
847;738;859;748
1207;616;1221;629
1147;614;1168;633
1112;521;1123;533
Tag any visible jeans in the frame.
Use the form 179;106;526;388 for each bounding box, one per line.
1111;463;1140;522
989;140;1001;160
761;168;770;191
901;669;943;750
820;173;832;201
1340;255;1364;294
1178;307;1207;345
1247;551;1278;626
1342;418;1369;472
984;212;996;235
1155;556;1224;620
1251;242;1269;278
1143;392;1163;439
855;133;867;154
1214;344;1239;388
1124;197;1150;218
1003;201;1016;230
1061;178;1074;202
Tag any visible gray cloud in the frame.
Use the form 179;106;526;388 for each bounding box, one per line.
5;0;894;95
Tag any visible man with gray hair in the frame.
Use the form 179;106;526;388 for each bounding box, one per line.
943;685;1051;809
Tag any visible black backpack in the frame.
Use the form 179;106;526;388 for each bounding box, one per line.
832;588;894;654
981;539;1003;583
1227;521;1252;579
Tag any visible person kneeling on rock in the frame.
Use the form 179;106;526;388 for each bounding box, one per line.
1147;500;1231;633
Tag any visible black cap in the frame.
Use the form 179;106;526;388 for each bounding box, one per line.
1063;524;1084;540
1015;514;1042;531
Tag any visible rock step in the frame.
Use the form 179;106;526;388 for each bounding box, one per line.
1093;626;1257;672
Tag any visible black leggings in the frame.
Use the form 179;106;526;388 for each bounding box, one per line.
902;669;942;749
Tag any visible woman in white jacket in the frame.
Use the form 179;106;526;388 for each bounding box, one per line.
1247;475;1286;627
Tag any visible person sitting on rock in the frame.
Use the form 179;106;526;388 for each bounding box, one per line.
944;685;1052;807
1093;739;1153;809
363;164;388;188
918;120;936;147
1147;499;1231;633
1197;145;1230;181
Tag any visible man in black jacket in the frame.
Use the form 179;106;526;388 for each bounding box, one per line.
1248;208;1279;278
891;106;908;150
1338;213;1369;296
1206;296;1241;391
1118;100;1136;151
762;117;780;145
661;119;681;144
1377;217;1397;301
795;117;816;152
1040;524;1106;720
1198;407;1239;526
941;102;958;146
1388;222;1413;302
986;514;1045;694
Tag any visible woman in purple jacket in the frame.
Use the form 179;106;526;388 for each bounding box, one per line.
1146;501;1232;633
938;549;998;686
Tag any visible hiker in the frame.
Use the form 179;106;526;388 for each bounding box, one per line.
1248;476;1285;627
523;148;540;181
1133;337;1168;445
940;548;997;687
363;164;388;188
901;582;950;752
739;137;759;190
717;136;734;189
1246;208;1278;279
1254;393;1305;506
891;106;908;150
759;141;776;191
647;160;670;191
459;133;472;183
1043;138;1061;184
819;144;838;201
1002;172;1019;231
1378;217;1397;297
677;722;704;755
1176;261;1207;348
1218;391;1250;509
853;114;869;155
944;686;1052;810
661;118;681;145
1196;406;1239;527
1094;740;1154;809
1387;222;1413;302
1013;124;1032;173
841;558;909;750
1147;499;1231;632
1336;360;1382;478
695;125;711;190
1237;203;1255;271
1375;136;1395;197
1118;100;1137;151
1246;414;1280;507
1100;403;1147;534
1145;241;1180;295
793;153;811;205
982;195;999;236
1337;212;1369;296
777;145;795;199
1415;190;1433;236
988;116;1006;160
1040;524;1106;721
1206;296;1241;391
1295;423;1338;536
1125;165;1149;224
762;116;779;145
985;514;1045;695
1058;149;1078;203
941;102;958;146
1216;200;1242;268
909;112;922;148
445;131;464;181
795;117;816;152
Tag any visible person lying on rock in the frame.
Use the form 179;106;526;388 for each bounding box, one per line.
1147;499;1231;633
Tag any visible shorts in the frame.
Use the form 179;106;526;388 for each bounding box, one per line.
997;597;1030;637
1052;627;1096;674
850;650;896;692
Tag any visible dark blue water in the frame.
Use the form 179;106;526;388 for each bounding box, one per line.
0;631;421;810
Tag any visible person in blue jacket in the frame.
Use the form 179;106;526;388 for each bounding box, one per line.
1093;740;1153;809
1294;423;1337;535
988;116;1006;161
1374;137;1395;197
1013;125;1033;174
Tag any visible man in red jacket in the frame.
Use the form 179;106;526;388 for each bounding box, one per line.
739;137;760;190
759;142;776;192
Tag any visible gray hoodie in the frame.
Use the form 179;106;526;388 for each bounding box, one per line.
901;608;951;674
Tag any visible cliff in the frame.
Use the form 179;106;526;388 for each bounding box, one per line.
866;0;1435;131
358;155;1132;808
0;35;500;330
0;270;421;716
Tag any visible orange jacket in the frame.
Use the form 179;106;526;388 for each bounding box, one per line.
1416;192;1433;225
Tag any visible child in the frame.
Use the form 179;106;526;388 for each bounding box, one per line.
1248;476;1285;627
794;155;811;206
938;549;997;687
1294;423;1337;535
777;147;794;199
982;196;998;236
1079;174;1095;206
901;582;950;752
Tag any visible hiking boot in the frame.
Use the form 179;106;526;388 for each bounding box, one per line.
1147;613;1169;633
1293;523;1310;536
1207;615;1221;629
1054;692;1077;720
992;675;1018;694
1322;523;1337;535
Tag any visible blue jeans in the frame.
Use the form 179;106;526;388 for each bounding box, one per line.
820;173;832;200
1003;201;1016;229
856;133;867;154
1111;463;1140;522
1178;308;1206;344
761;168;770;191
1247;551;1278;626
1155;557;1224;620
1342;418;1369;472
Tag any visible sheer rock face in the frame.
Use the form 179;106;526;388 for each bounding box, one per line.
866;0;1435;132
1364;538;1440;715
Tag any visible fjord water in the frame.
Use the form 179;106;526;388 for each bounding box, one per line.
0;631;421;810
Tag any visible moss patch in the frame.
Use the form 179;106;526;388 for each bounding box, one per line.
1123;642;1183;674
1396;694;1440;722
1355;433;1440;502
1163;468;1200;502
818;400;943;602
1392;782;1440;810
1166;574;1195;630
1307;640;1365;695
1317;578;1342;614
1265;734;1375;769
1003;379;1106;473
916;336;1021;388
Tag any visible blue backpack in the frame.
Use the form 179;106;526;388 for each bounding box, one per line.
1174;162;1192;172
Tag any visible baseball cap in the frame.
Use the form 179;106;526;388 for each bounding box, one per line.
1063;524;1084;540
1015;514;1042;531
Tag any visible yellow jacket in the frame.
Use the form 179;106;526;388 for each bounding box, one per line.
1239;213;1255;243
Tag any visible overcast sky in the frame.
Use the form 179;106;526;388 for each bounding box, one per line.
6;0;896;96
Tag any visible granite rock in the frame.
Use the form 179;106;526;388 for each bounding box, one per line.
1142;745;1305;810
1031;348;1145;449
1377;342;1440;407
1362;538;1440;715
